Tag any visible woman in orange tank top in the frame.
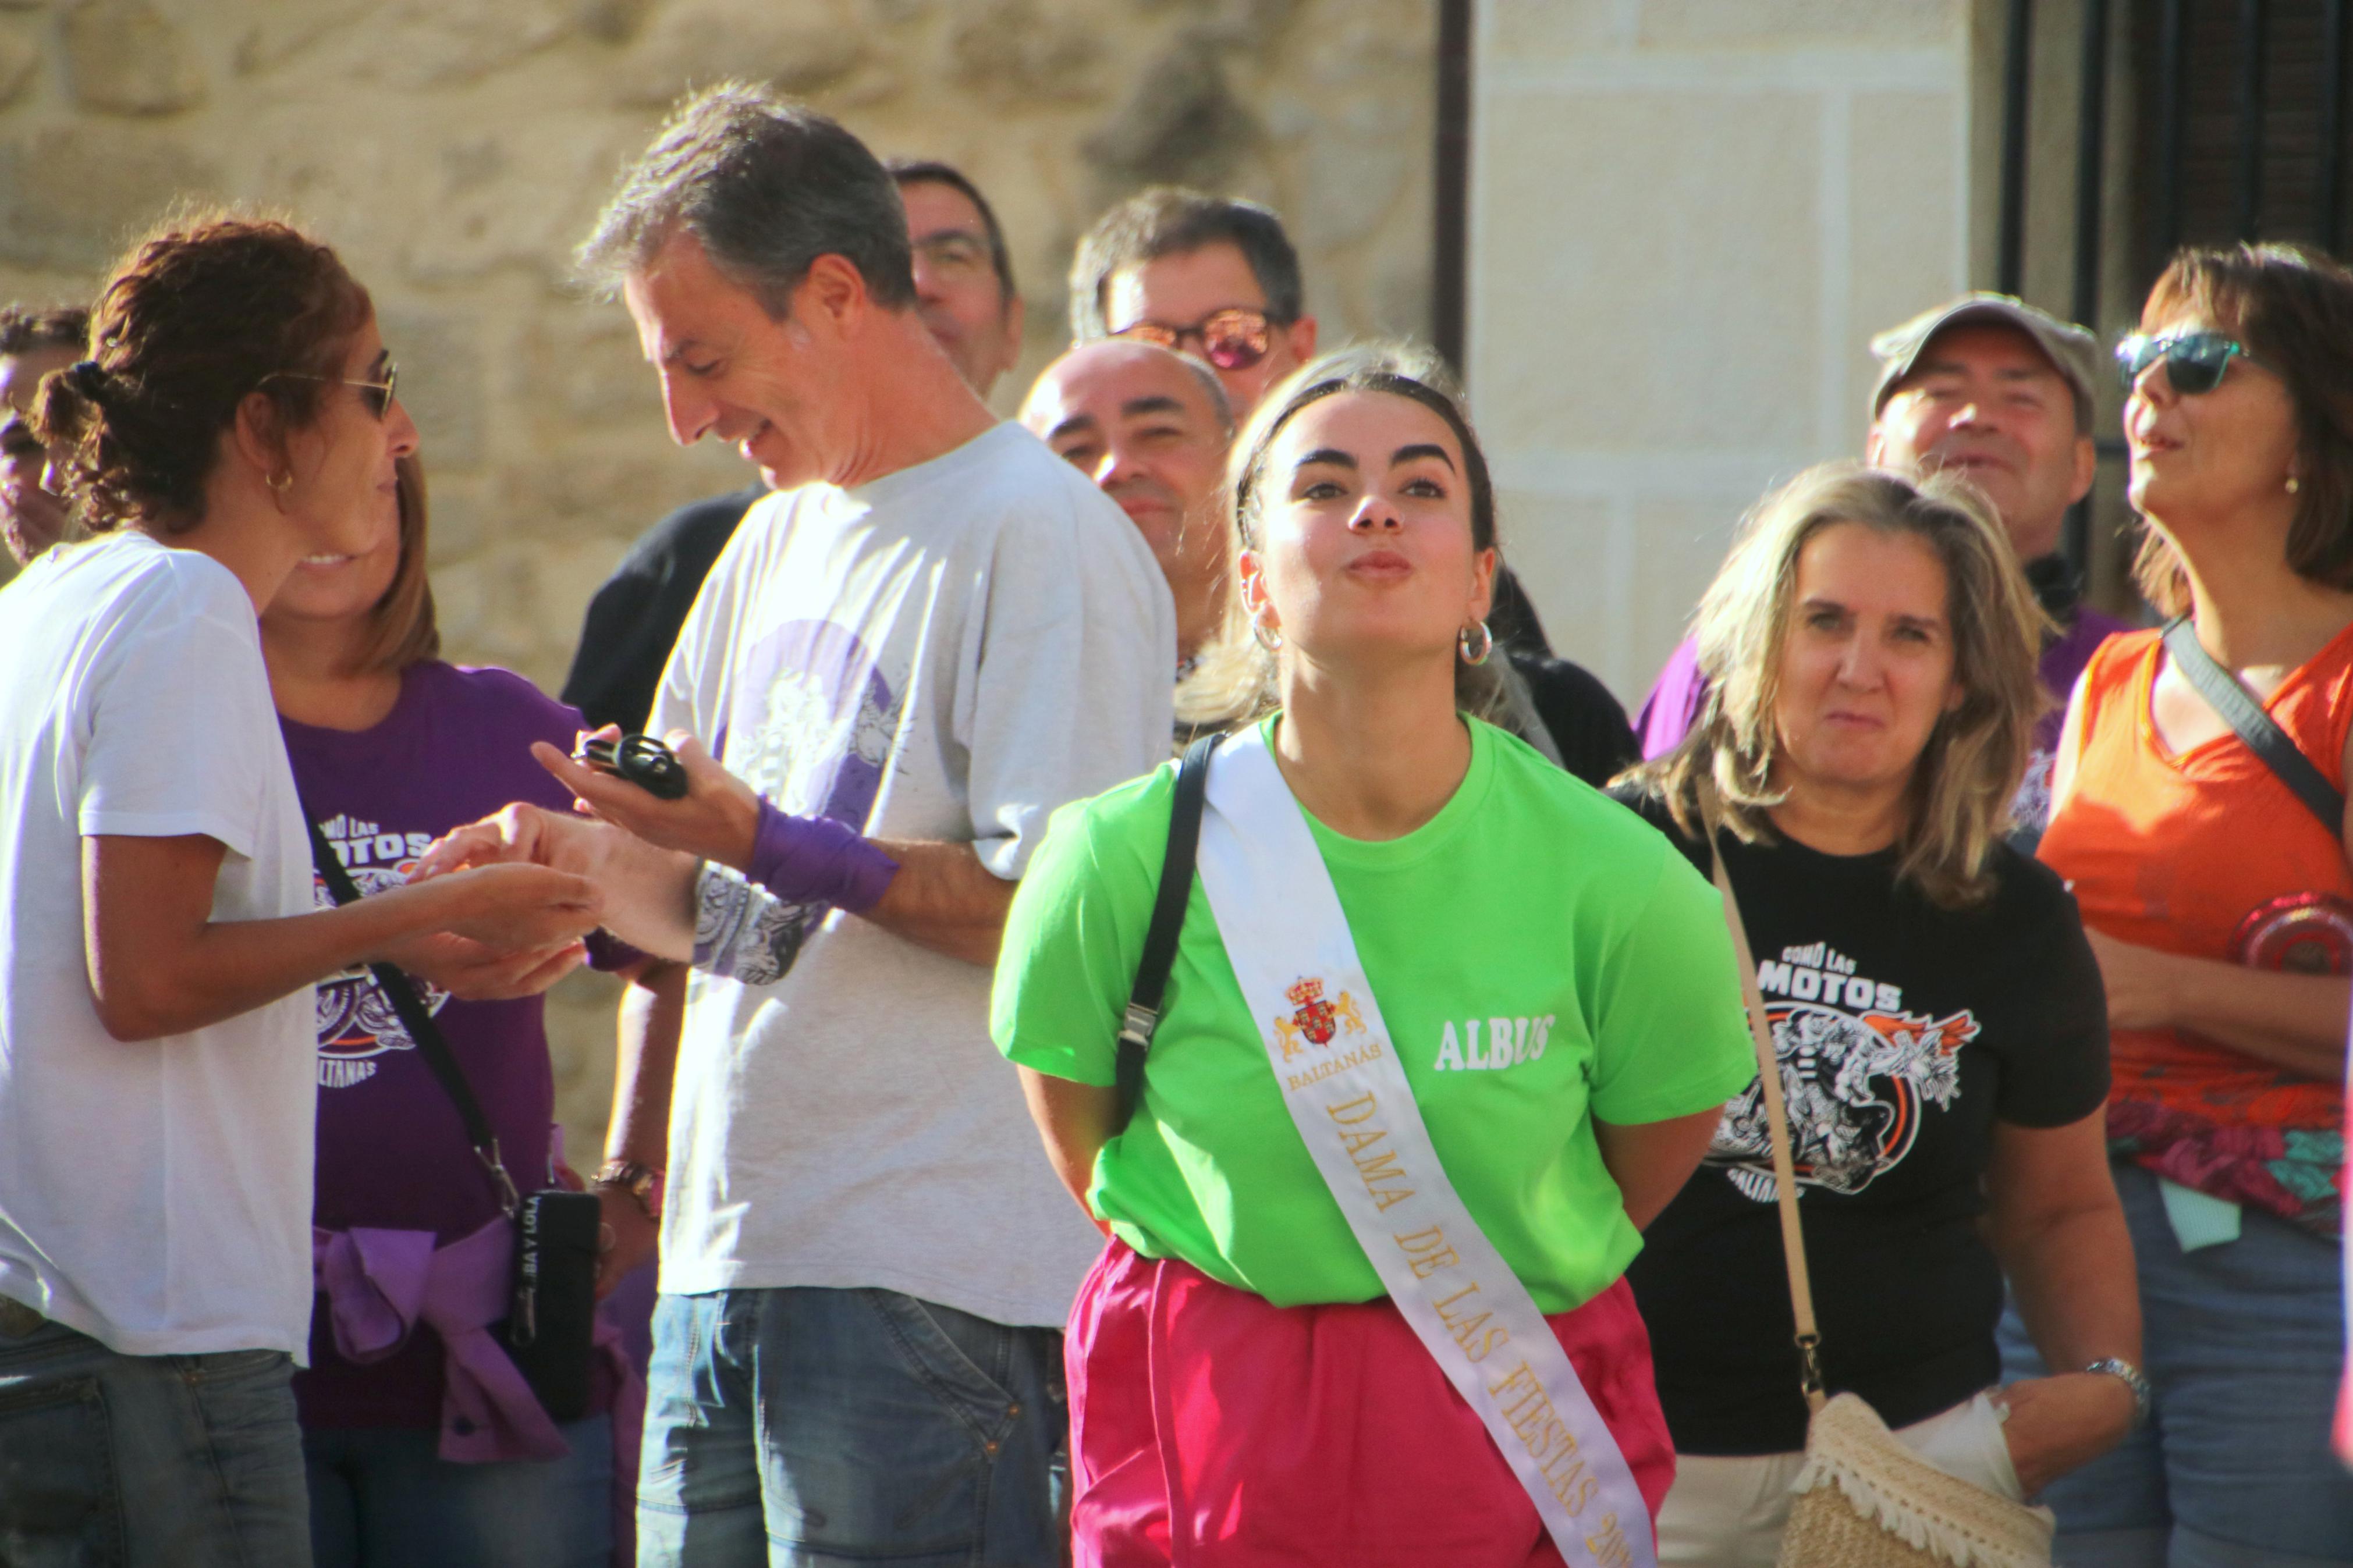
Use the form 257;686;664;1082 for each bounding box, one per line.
2025;243;2353;1562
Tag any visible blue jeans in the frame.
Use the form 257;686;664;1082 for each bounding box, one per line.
1999;1162;2353;1566
305;1413;613;1568
637;1288;1067;1567
0;1314;310;1566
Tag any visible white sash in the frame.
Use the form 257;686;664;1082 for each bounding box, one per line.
1193;726;1656;1568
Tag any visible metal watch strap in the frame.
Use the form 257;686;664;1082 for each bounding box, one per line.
2083;1356;2152;1429
594;1159;662;1224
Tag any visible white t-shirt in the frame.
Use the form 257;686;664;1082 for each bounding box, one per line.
653;421;1177;1326
0;531;316;1356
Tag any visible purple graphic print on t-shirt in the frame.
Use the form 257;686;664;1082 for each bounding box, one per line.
714;618;904;831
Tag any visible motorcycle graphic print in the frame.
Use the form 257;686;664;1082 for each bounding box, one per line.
1709;944;1981;1202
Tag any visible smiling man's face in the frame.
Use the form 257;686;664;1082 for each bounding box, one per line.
1866;321;2093;563
623;230;860;490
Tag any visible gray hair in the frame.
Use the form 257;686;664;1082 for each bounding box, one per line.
577;81;915;317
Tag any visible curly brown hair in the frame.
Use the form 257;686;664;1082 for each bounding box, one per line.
33;214;371;536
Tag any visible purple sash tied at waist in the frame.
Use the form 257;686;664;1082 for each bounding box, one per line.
310;1216;643;1473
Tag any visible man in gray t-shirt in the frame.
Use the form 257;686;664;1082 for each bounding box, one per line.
543;86;1174;1563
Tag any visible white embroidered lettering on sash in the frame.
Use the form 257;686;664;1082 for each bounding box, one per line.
1194;727;1655;1568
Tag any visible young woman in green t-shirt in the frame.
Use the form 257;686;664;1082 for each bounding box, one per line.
993;347;1757;1567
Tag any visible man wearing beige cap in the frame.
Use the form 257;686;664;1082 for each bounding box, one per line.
1634;291;2125;838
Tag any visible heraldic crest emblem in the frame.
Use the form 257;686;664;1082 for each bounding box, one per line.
1273;976;1365;1060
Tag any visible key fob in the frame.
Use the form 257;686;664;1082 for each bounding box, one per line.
576;733;690;801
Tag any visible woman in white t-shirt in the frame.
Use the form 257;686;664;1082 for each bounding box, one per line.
0;216;602;1567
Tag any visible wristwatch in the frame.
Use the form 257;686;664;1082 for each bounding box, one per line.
594;1158;664;1225
2083;1357;2152;1429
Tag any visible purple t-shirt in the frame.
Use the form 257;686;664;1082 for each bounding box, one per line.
283;660;587;1431
1635;603;2133;835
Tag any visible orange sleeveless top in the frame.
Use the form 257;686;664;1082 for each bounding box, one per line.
2038;621;2353;1233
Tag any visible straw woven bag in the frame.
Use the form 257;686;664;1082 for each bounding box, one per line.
1698;798;2055;1568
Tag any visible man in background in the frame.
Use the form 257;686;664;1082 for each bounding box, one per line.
1635;293;2121;840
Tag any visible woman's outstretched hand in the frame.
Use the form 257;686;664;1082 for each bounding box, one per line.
410;797;701;964
534;726;761;871
375;861;605;1001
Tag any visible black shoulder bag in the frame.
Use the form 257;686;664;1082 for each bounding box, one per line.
2162;616;2347;838
304;820;602;1421
1112;735;1217;1127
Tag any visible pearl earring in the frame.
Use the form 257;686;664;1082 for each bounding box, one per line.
2288;476;2302;495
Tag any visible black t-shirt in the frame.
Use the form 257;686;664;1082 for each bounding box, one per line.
1612;790;2109;1455
559;487;764;733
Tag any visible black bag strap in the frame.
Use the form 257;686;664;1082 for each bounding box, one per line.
1114;734;1218;1126
2161;615;2346;838
303;818;521;1215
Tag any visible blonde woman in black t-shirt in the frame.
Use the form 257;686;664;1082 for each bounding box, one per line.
1612;462;2140;1567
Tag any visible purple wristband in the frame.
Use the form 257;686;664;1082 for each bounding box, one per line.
747;799;901;913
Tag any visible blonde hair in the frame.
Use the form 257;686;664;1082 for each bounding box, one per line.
1627;461;2048;909
1175;342;1504;731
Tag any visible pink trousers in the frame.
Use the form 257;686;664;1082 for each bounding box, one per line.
1066;1240;1677;1568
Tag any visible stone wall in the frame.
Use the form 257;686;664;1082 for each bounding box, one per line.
0;0;1440;1158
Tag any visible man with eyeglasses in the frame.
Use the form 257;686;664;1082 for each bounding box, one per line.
0;304;88;569
1635;293;2128;841
561;157;1026;734
1069;186;1317;422
1069;186;1567;670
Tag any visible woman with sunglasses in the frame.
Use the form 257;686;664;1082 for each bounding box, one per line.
265;453;644;1568
992;347;1757;1565
2010;242;2353;1561
0;216;601;1566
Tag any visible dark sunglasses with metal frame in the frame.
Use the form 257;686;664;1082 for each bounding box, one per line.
2115;331;2264;396
1113;306;1286;372
267;360;400;419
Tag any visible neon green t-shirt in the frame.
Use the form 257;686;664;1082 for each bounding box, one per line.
991;715;1756;1313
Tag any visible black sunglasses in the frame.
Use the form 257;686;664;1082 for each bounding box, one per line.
268;360;400;419
2116;332;2262;396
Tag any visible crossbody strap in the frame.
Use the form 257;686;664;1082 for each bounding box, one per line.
2161;614;2346;838
1698;791;1826;1414
303;819;520;1215
1113;734;1217;1126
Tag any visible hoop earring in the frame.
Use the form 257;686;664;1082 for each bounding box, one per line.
1458;620;1493;666
1251;613;1285;653
266;470;293;496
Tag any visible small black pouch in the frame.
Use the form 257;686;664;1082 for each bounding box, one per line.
501;1189;602;1422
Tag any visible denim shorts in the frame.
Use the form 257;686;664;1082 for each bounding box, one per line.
0;1311;310;1567
636;1286;1067;1567
1999;1162;2353;1567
